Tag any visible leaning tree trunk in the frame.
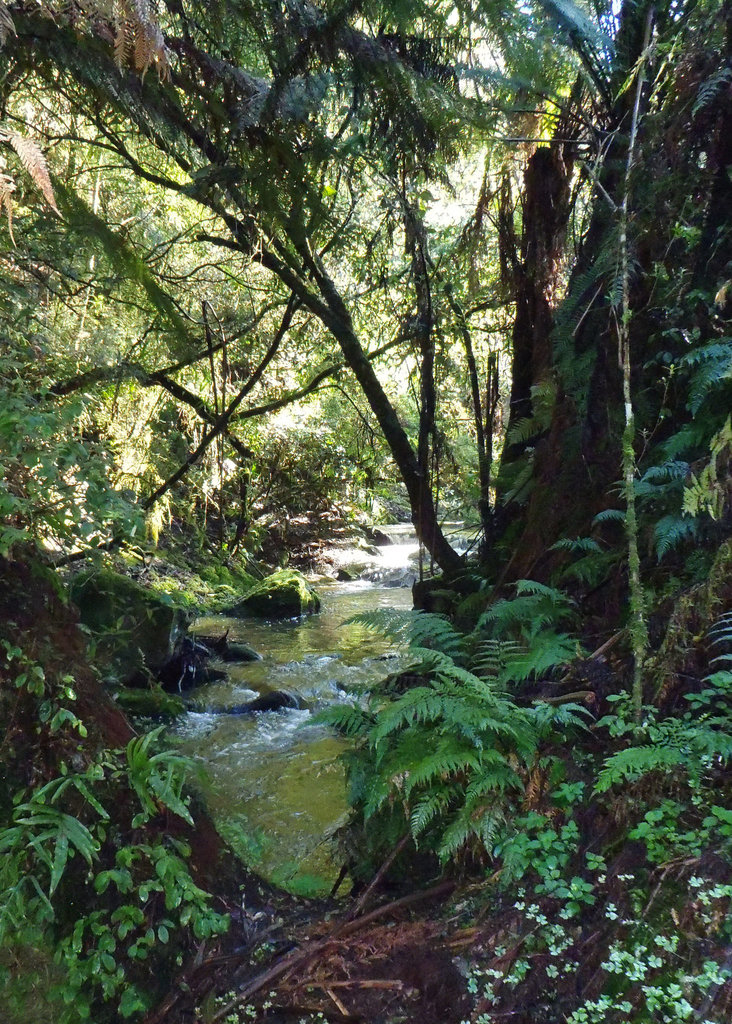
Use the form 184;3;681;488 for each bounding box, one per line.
307;259;463;573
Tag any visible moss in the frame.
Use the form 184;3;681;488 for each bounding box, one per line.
69;568;186;684
113;684;186;718
225;570;321;618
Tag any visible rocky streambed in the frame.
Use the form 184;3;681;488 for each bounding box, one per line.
172;581;414;897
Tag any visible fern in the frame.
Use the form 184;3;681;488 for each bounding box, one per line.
592;508;625;525
316;703;374;738
550;537;603;555
653;514;701;560
477;579;576;640
331;580;588;866
597;743;696;792
682;416;732;521
0;172;15;244
499;632;580;684
471;638;525;679
692;65;732;117
596;675;732;794
0;124;60;233
0;2;13;47
346;608;465;660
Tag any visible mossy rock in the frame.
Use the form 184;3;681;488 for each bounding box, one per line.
224;570;321;618
113;685;186;718
69;568;187;684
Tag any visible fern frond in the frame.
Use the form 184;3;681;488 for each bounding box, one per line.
500;631;579;683
692;65;732;117
472;639;525;678
515;579;575;603
370;686;447;743
0;172;15;245
638;460;690;484
0;128;59;213
529;701;592;739
592;508;625;525
595;744;687;792
653;514;701;560
477;581;575;638
0;2;14;46
506;415;541;446
402;741;483;797
409;786;455;838
550;537;602;554
315;704;374;737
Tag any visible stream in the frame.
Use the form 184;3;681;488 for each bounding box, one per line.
171;525;471;896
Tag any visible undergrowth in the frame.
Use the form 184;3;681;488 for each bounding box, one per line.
322;579;732;1023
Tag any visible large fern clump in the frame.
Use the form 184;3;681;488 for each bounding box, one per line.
321;603;587;868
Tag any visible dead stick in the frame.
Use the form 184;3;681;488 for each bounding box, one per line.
323;979;406;989
326;987;352;1016
345;833;410;922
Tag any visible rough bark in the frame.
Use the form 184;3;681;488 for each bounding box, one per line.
504;144;574;445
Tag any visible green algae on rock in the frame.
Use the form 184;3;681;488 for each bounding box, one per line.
69;567;187;684
113;683;186;718
224;570;321;619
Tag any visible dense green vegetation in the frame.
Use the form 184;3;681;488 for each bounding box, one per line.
0;0;731;1021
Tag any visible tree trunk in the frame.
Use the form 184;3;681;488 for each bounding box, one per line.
314;270;463;573
503;144;574;448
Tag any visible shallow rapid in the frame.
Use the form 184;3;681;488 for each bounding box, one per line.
171;581;414;896
170;524;472;895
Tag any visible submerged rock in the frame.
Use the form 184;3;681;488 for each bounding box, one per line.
224;569;321;618
70;568;186;685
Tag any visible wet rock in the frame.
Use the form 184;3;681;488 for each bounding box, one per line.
224;690;304;714
69;568;186;685
224;570;321;618
361;566;417;588
366;527;393;546
195;631;262;662
113;684;186;718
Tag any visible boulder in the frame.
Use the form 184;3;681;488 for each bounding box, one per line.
227;689;303;714
156;635;227;692
224;570;321;618
195;631;262;662
366;527;393;546
70;568;186;685
113;684;186;718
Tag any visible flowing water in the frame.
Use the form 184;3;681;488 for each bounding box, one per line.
171;524;472;896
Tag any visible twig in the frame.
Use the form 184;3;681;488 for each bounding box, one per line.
324;979;407;989
326;987;351;1016
345;833;410;922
